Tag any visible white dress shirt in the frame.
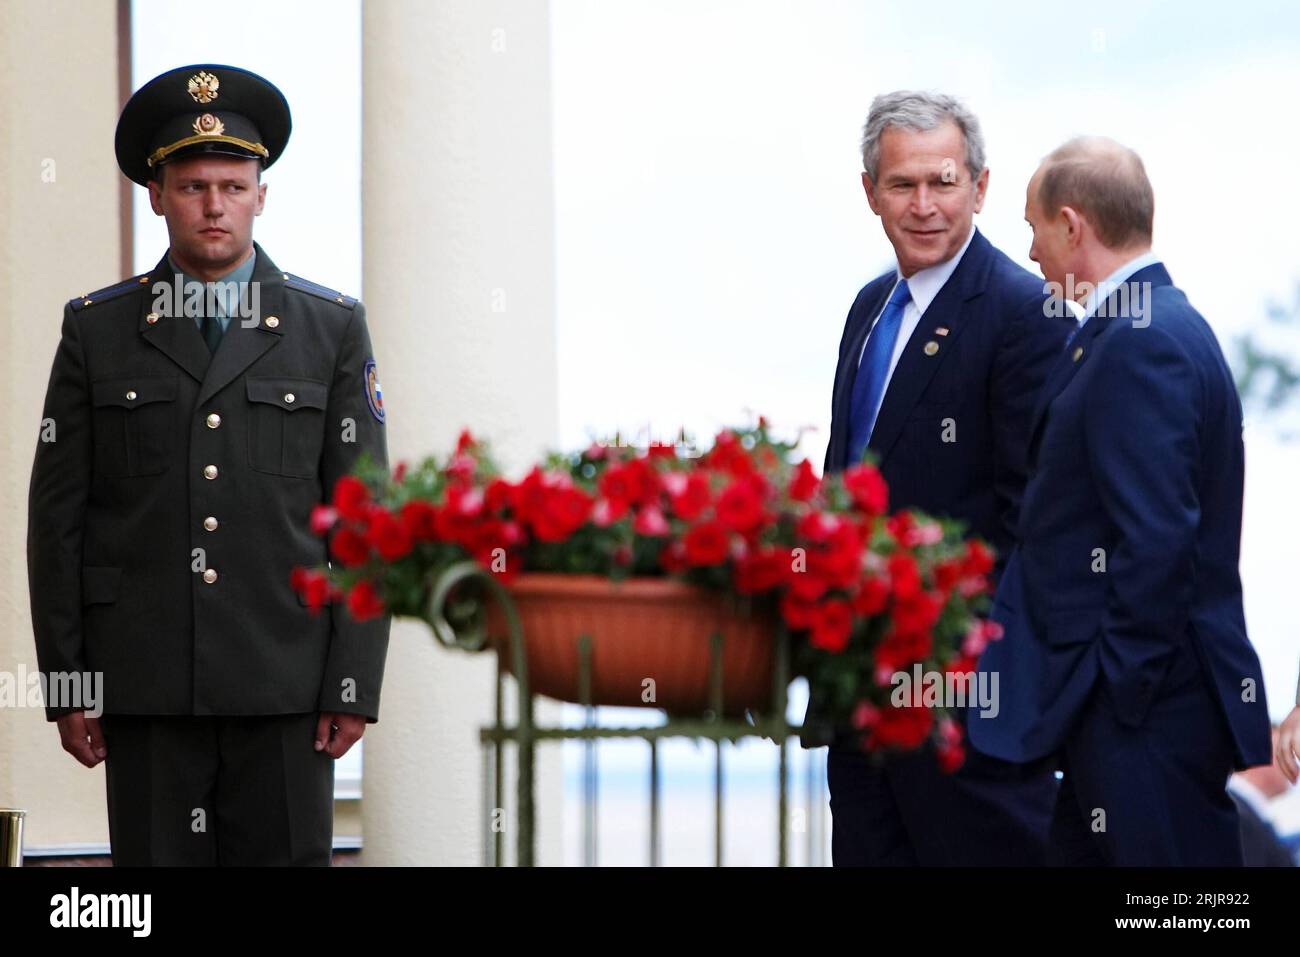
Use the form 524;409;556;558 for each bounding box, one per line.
1074;249;1162;332
857;225;977;385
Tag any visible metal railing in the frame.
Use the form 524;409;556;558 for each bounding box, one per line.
425;560;803;867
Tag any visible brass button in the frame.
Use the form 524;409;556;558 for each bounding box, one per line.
146;313;159;324
264;316;279;329
923;341;939;356
125;390;137;401
284;393;295;404
203;516;218;531
206;412;222;429
202;568;218;584
203;465;218;480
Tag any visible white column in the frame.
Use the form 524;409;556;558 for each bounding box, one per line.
361;0;563;865
0;0;122;852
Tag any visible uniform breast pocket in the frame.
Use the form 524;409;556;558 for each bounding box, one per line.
90;375;178;477
246;376;329;478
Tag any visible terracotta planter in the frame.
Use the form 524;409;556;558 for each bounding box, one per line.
485;574;777;714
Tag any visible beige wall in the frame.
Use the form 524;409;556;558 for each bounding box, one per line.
0;0;123;851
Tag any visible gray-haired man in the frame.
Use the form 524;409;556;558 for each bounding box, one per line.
816;90;1072;865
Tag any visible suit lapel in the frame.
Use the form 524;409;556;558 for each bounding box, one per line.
195;244;285;407
139;250;212;385
1025;262;1173;461
867;230;994;464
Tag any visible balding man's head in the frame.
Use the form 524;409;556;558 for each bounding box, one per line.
1034;137;1154;250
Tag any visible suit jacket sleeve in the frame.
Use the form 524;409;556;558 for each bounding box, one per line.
317;301;391;723
1084;323;1201;725
988;292;1069;569
28;304;93;720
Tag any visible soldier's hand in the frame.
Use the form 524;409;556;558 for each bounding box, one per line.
56;711;107;768
315;711;365;759
1277;705;1300;784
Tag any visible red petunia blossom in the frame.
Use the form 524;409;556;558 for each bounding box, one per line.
599;457;658;509
455;429;477;454
891;590;942;636
716;477;767;534
366;508;414;561
330;527;371;567
290;566;331;614
682;520;731;566
633;504;671;537
309;505;339;536
664;471;712;522
788;458;820;502
796;509;841;545
887;553;922;601
646;441;677;460
733;546;788;595
851;575;890;616
531;485;593;543
399;500;440;542
484;477;515;514
842;463;889;515
346;579;386;621
332;475;371;523
810;598;853;654
874;626;934;674
779;592;819;631
868;704;933;750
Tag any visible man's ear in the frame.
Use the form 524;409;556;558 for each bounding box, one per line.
1061;205;1084;246
147;180;165;217
972;166;990;214
861;171;881;216
255;181;267;217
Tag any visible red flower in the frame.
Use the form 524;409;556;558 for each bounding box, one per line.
290;566;331;614
633;504;670;537
455;429;477;454
665;472;712;521
399;500;440;542
874;627;933;674
868;705;933;750
484;478;515;514
392;461;408;483
842;463;889;515
309;505;339;536
936;740;966;774
887;553;922;601
366;509;413;561
332;476;371;523
788;458;820;502
734;546;788;595
851;576;890;617
716;477;766;534
600;458;657;508
346;579;386;621
532;485;593;543
780;592;819;631
330;527;371;567
892;590;942;636
810;599;853;653
682;521;730;566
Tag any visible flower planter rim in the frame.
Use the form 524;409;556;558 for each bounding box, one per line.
499;572;739;602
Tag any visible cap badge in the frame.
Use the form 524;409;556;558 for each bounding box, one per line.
193;113;225;137
188;70;220;104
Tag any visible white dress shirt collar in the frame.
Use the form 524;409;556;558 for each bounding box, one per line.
1080;249;1161;320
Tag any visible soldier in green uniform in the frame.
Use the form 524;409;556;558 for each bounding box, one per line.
27;64;391;865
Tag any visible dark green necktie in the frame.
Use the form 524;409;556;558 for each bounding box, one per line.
201;311;224;354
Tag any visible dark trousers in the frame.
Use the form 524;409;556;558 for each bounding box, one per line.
101;712;334;866
1047;639;1243;866
827;737;1057;866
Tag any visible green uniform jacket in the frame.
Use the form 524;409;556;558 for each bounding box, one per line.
28;243;391;723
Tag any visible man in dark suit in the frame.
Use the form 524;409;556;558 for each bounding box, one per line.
817;91;1071;865
27;64;390;865
971;136;1273;865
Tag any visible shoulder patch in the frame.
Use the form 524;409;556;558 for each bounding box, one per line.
283;273;358;309
364;357;385;423
69;273;153;312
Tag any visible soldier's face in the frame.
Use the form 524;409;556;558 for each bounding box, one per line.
148;155;266;279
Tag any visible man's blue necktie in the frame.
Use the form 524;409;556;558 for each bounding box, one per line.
846;278;910;468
